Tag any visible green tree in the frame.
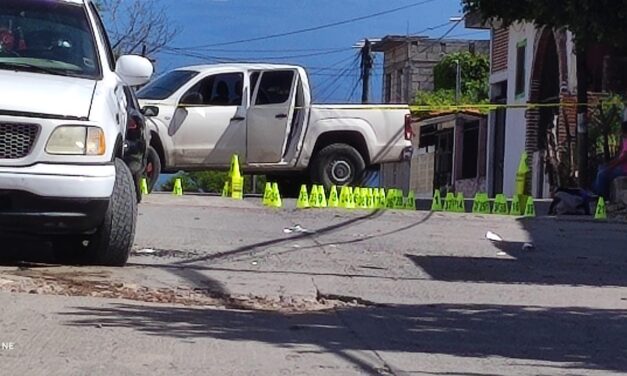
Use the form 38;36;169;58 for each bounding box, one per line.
414;52;490;112
433;51;490;102
461;0;627;186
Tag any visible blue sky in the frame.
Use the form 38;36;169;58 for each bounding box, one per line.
152;0;489;103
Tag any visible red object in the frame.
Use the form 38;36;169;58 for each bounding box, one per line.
0;28;15;51
404;113;414;140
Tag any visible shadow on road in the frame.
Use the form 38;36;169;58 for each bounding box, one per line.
408;218;627;287
62;302;627;373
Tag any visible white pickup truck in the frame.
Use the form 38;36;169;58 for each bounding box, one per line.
138;64;412;191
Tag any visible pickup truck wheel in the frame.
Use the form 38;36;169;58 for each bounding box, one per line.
145;146;161;192
312;143;366;188
86;159;137;266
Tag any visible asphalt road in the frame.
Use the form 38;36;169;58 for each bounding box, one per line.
1;194;626;375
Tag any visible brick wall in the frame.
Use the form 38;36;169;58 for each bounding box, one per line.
491;28;509;73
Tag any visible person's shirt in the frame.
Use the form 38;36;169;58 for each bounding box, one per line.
621;137;627;173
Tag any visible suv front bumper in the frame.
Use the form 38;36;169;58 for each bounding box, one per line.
0;164;115;235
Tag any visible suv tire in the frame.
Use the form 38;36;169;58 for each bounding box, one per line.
52;159;137;266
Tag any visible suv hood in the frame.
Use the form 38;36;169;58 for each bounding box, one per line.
0;70;96;120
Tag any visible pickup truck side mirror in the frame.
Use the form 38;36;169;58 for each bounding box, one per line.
141;106;159;117
116;55;154;86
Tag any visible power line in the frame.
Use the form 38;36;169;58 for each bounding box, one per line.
315;54;361;102
417;18;463;54
315;61;358;100
175;46;351;53
177;0;437;49
161;46;353;61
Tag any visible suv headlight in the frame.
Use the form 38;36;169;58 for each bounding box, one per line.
46;126;106;156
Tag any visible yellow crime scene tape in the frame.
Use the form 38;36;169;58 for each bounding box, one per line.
170;102;597;112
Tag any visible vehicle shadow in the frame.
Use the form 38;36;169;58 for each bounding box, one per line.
61;301;627;373
0;235;56;266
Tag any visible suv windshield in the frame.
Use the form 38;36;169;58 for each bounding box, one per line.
0;0;100;79
138;70;199;100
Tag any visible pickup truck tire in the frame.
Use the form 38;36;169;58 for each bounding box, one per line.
145;146;161;193
312;143;366;188
52;159;137;267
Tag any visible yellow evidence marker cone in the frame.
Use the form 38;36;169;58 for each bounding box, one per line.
524;196;536;218
140;178;149;195
443;193;456;212
328;185;339;208
367;188;375;209
431;190;443;212
353;187;363;208
270;182;282;208
263;182;273;206
455;192;465;213
222;181;231;198
297;185;310;209
339;186;350;208
405;191;416;210
510;195;522;216
472;193;491;214
172;178;183;196
378;188;387;209
309;185;319;208
492;194;509;215
594;197;607;220
317;185;328;208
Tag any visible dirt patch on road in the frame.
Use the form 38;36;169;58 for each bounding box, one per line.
0;268;368;313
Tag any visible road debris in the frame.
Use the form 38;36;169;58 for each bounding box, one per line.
283;224;315;234
486;231;504;242
134;249;157;255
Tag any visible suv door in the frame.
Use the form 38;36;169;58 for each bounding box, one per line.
246;70;297;163
170;72;246;167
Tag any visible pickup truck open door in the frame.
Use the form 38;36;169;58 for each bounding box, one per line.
246;69;299;164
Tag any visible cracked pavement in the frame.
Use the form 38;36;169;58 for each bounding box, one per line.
1;194;626;375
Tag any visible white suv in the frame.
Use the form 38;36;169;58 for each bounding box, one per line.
0;0;153;266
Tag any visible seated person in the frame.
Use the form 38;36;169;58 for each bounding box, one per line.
231;80;243;106
593;121;627;200
211;81;231;105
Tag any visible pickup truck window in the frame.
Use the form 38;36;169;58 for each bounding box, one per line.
138;70;199;100
255;70;295;106
180;72;244;106
0;0;101;79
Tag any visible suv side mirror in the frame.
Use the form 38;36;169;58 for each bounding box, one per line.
116;55;154;86
141;106;159;117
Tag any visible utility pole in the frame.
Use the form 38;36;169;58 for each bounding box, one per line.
361;39;373;104
455;59;462;104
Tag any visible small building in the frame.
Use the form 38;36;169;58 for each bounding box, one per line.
380;111;488;198
372;36;490;104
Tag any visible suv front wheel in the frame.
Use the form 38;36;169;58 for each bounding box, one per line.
52;159;137;266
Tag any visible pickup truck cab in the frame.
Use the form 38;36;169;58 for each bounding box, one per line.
0;0;153;266
138;64;412;191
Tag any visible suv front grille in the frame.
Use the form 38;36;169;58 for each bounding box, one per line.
0;123;39;159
